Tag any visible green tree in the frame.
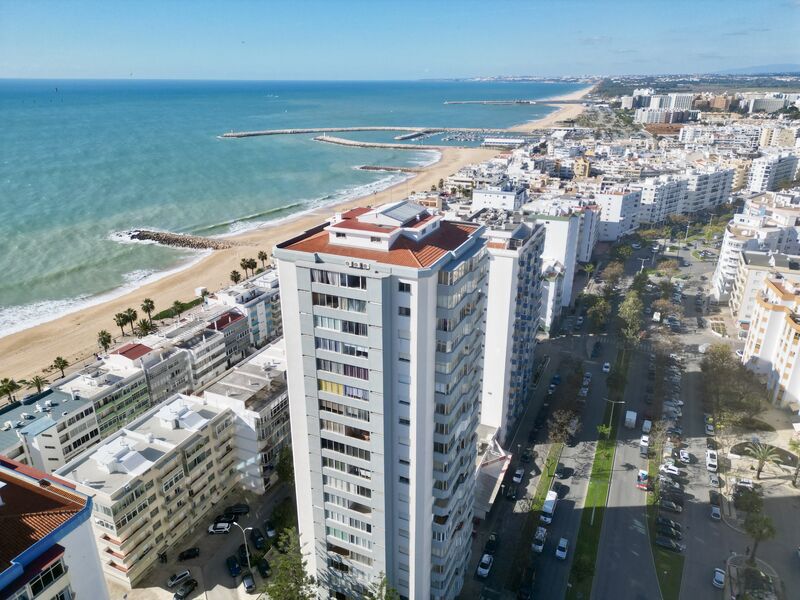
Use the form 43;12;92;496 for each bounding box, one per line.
172;300;184;319
21;375;49;394
277;445;294;485
659;279;675;299
582;262;595;279
0;378;21;403
658;259;680;278
240;258;251;277
437;178;444;190
788;438;800;487
247;258;258;274
596;423;612;440
135;319;155;337
52;356;69;378
735;488;763;514
630;271;649;295
113;313;128;338
97;330;113;352
618;291;644;343
612;244;633;262
365;573;401;600
124;308;138;333
588;297;611;330
230;270;242;284
264;527;316;600
141;298;155;324
603;262;625;287
258;250;269;269
744;512;776;565
547;409;575;445
745;442;782;480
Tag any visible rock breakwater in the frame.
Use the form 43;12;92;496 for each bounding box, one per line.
123;230;236;250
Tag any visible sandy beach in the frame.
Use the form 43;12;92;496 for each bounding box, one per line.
0;84;593;383
506;84;595;132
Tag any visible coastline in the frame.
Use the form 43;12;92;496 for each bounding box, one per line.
0;84;592;382
506;84;595;132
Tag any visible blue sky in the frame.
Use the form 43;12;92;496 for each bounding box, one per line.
1;0;797;79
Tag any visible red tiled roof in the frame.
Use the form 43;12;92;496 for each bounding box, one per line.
0;457;75;490
113;343;153;361
284;221;480;268
340;206;372;219
0;468;86;572
208;310;245;331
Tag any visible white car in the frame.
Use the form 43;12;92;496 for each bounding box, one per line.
548;384;556;395
476;553;493;578
602;362;611;373
679;449;691;464
706;450;718;472
660;464;679;476
579;386;589;397
712;568;725;589
705;423;715;436
709;473;720;487
512;468;525;484
555;537;569;560
583;372;592;382
710;506;722;521
167;570;191;588
208;522;232;535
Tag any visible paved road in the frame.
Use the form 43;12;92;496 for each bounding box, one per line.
591;348;660;600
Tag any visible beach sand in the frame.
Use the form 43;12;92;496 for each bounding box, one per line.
0;85;593;383
506;84;595;132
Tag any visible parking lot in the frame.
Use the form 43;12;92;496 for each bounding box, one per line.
107;485;292;600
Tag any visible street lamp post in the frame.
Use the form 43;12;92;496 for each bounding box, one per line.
605;397;626;428
232;522;253;570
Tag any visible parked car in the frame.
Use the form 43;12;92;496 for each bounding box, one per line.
256;557;271;578
214;513;237;525
225;503;250;516
512;468;525;484
709;473;720;487
706;450;718;472
705;423;715;436
173;578;198;600
710;506;722;521
555;537;569;560
167;570;192;588
237;544;251;567
657;526;683;541
521;450;532;464
484;532;499;555
242;571;256;593
709;490;722;507
678;449;691;464
655;536;685;553
656;516;682;531
265;519;277;538
476;554;493;578
226;555;242;578
250;528;266;551
208;522;231;535
178;547;200;561
659;464;680;476
602;362;611;373
712;568;725;589
659;476;682;492
660;499;683;513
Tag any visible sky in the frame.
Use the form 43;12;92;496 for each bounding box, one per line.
1;0;797;80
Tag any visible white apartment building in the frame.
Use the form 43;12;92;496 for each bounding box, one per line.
668;93;695;111
202;340;291;494
471;182;527;212
729;251;800;327
0;389;101;473
56;394;236;587
742;277;800;407
539;260;565;334
479;220;544;446
173;328;228;389
748;97;788;113
681;168;734;214
0;457;109;600
527;212;581;307
274;200;487;600
635;175;687;225
207;268;282;348
748;152;799;192
592;189;641;241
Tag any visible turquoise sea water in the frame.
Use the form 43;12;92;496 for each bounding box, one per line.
0;79;583;337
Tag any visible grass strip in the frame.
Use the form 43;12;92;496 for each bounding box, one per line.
565;348;630;599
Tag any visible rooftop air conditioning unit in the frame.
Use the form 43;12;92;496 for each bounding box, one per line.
1;422;11;431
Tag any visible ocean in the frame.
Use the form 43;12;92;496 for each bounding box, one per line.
0;79;584;337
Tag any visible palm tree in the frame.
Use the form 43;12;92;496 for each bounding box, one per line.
141;298;155;323
230;270;242;284
134;319;155;337
97;329;112;352
172;300;184;319
240;258;250;277
582;263;596;279
114;313;128;338
788;438;800;487
257;250;268;269
247;258;258;274
744;512;776;565
745;442;782;480
124;308;138;333
20;375;49;394
0;378;21;403
52;357;69;378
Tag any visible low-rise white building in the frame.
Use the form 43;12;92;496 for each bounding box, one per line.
592;189;641;241
729;251;800;327
471;182;527;212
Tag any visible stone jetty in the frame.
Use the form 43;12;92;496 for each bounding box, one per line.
358;165;423;173
314;135;448;150
126;230;236;250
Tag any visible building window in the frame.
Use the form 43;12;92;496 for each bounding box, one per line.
370;237;381;243
398;282;411;293
29;560;66;597
398;307;411;316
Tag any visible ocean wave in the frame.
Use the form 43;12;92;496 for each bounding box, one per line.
0;251;211;340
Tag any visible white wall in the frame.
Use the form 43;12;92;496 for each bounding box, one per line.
61;518;110;600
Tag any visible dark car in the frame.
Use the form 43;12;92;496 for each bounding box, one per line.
660;499;683;513
173;578;198;600
250;527;266;551
484;532;499;555
555;464;571;479
237;544;252;567
553;481;569;499
656;516;681;531
256;557;271;578
178;547;200;561
659;491;684;506
226;555;241;578
265;519;277;538
215;513;237;525
506;484;520;501
657;526;683;541
224;503;250;516
242;571;256;593
655;536;685;553
520;449;532;464
527;428;537;443
707;438;718;450
709;490;722;507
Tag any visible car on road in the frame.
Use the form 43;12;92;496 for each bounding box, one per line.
660;499;683;513
710;506;722;521
208;522;231;535
659;464;680;476
555;537;569;560
657;526;683;540
476;554;493;578
656;516;682;531
214;513;237;525
531;526;547;553
226;555;242;578
713;568;726;589
632;242;641;249
224;503;250;516
709;490;721;506
167;570;192;588
709;472;720;487
705;423;715;435
173;578;198;600
579;386;589;397
678;449;691;464
242;571;256;593
602;362;611;373
551;374;561;385
256;557;271;578
265;519;277;538
178;547;200;561
512;468;525;484
706;450;718;472
636;469;650;490
583;371;592;382
484;532;499;555
655;536;685;553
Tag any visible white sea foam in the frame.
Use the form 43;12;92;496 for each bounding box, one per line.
0;250;211;340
